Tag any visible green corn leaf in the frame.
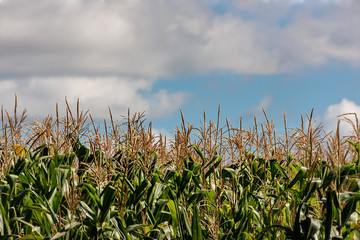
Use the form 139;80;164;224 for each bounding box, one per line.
205;157;222;179
147;208;156;225
55;167;70;194
0;235;19;239
12;157;28;175
303;179;321;202
221;168;236;181
287;166;307;189
132;179;150;206
79;201;95;221
341;193;360;227
187;190;206;205
163;170;176;183
179;170;193;193
167;200;178;236
110;217;132;240
153;198;169;216
11;189;30;207
192;145;205;165
305;218;321;239
346;140;359;154
44;198;59;225
80;183;101;207
191;205;202;240
0;201;11;235
148;182;166;209
124;177;135;193
292;202;305;238
51;222;81;240
324;190;334;240
180;204;192;237
270;159;289;180
48;160;57;189
18;235;42;239
100;184;116;223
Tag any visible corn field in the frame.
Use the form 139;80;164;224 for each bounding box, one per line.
1;99;360;239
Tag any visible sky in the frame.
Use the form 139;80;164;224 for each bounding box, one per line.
0;0;360;136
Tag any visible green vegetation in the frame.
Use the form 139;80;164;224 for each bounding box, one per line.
1;100;360;239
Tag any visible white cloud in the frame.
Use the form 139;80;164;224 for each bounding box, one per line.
323;98;360;135
0;77;187;119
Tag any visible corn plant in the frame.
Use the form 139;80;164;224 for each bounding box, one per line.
1;99;360;239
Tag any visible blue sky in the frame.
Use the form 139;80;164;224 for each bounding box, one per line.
153;62;360;134
0;0;359;136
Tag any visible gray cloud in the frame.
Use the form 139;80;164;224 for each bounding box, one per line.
0;0;280;78
231;0;360;70
277;3;360;70
0;0;358;78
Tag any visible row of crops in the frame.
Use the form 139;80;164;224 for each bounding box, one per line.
1;102;360;239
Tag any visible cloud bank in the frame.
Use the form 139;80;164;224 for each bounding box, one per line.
2;0;359;78
0;0;359;118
